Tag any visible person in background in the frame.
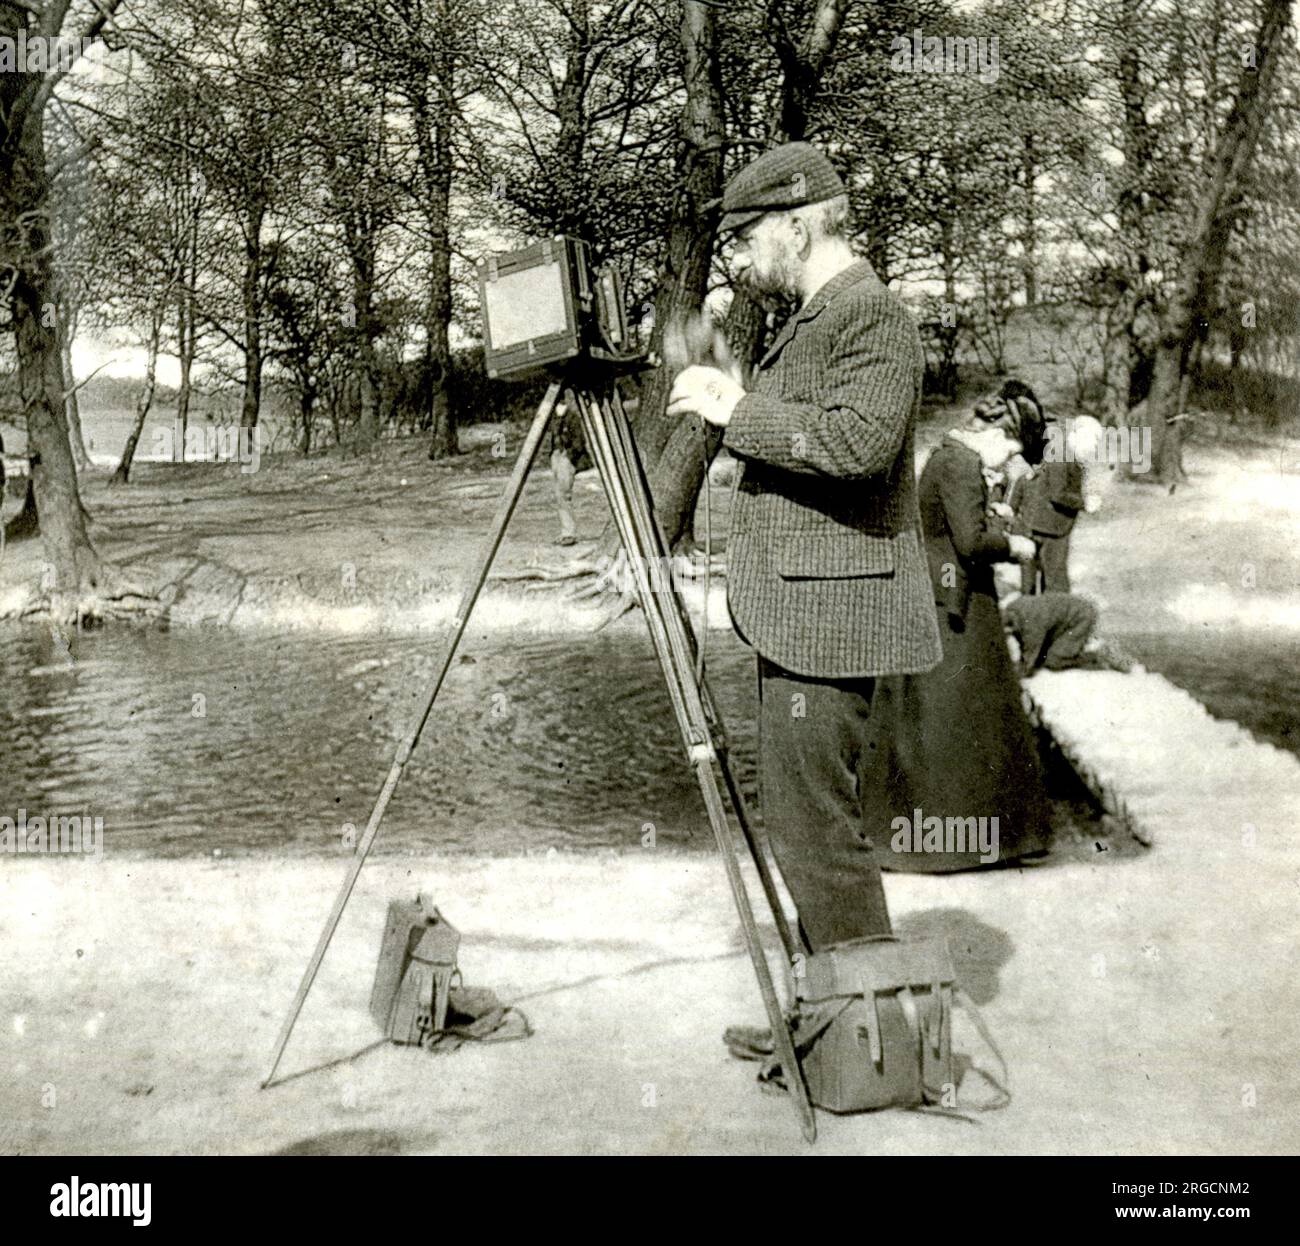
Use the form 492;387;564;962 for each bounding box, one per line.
1004;382;1103;594
1000;582;1135;675
548;401;589;546
861;392;1053;871
1002;589;1100;674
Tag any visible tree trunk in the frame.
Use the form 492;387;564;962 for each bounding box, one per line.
939;217;960;393
425;331;455;457
553;2;592;236
2;45;110;614
328;385;345;447
419;16;457;461
611;0;726;555
112;314;162;486
349;247;381;451
597;0;846;566
240;209;265;431
175;286;195;463
1143;0;1293;483
1116;4;1158;422
61;321;91;473
18;291;106;605
356;357;379;450
176;132;202;462
175;351;192;464
770;0;849;144
424;193;455;459
1021;133;1039;304
299;387;316;455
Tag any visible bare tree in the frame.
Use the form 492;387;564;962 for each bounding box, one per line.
100;78;207;483
0;0;154;620
1143;0;1295;482
388;0;468;460
161;10;305;438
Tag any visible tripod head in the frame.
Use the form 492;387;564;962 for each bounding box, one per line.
476;236;649;383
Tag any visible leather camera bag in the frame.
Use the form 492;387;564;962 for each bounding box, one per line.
792;934;957;1113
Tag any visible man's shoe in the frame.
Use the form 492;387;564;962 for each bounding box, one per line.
1079;637;1137;673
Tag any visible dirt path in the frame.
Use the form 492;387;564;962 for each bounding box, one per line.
1;842;1295;1155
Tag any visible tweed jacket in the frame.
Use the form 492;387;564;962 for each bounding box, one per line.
721;261;942;679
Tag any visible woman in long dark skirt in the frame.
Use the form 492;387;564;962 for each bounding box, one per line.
862;394;1053;872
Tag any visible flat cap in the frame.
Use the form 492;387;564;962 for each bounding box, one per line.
719;142;847;237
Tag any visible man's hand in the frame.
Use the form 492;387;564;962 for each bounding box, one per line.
989;500;1014;520
666;365;745;428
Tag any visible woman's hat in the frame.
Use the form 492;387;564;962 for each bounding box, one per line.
971;393;1047;464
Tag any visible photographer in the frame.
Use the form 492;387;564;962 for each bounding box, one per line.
667;143;941;952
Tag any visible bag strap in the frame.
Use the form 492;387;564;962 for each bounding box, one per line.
896;984;919;1066
953;987;1011;1112
903;983;1010;1118
927;977;944;1053
790;998;853;1053
757;999;853;1089
440;1005;533;1044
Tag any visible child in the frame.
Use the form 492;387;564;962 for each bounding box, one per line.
1009;407;1104;595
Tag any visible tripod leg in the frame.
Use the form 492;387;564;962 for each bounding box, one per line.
709;737;798;963
575;387;817;1142
262;381;563;1088
604;396;814;1137
605;389;798;964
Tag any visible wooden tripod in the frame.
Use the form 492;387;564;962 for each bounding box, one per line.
262;372;817;1143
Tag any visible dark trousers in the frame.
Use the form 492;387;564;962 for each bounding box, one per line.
1005;592;1097;672
1020;530;1073;594
757;656;892;954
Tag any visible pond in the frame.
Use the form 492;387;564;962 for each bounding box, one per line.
2;618;1257;860
0;623;764;856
